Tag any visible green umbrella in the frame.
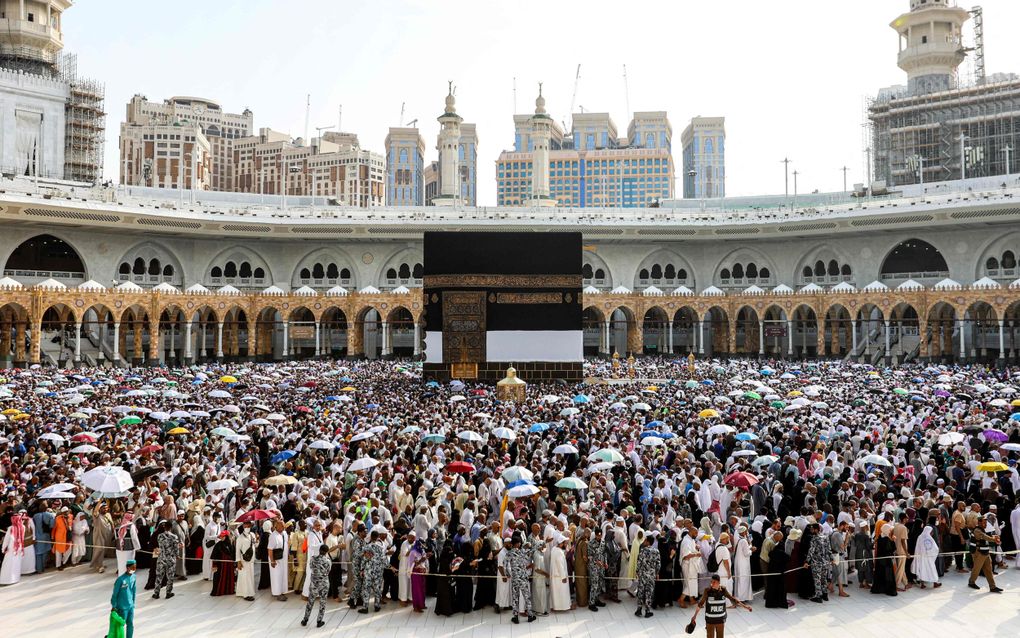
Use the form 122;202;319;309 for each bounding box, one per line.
422;433;446;444
684;380;699;389
892;388;908;396
852;398;867;407
743;391;762;400
769;400;786;409
590;448;625;463
555;477;588;490
117;416;142;426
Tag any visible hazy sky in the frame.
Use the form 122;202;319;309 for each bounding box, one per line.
64;0;1020;205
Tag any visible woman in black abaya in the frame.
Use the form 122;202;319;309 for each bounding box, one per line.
871;525;898;596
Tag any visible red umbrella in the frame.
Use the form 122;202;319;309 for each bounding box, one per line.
445;461;476;474
469;389;488;396
295;406;313;414
235;509;280;523
71;432;98;443
302;381;317;388
136;444;163;455
723;471;759;491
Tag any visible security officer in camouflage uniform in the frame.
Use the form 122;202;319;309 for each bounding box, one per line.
302;545;332;628
347;523;366;608
358;530;385;614
635;533;658;618
507;533;536;624
587;526;608;611
152;521;182;600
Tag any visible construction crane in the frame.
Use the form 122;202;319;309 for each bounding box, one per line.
315;124;334;140
969;6;985;85
406;119;418;128
623;65;631;123
399;102;405;127
568;64;581;133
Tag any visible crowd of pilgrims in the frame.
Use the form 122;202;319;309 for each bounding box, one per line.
1;356;1020;624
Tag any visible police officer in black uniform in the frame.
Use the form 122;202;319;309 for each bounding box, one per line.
691;574;751;638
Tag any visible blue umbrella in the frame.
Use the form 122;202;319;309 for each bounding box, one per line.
340;377;354;383
365;403;379;410
645;420;664;429
506;478;535;489
572;394;590;404
425;380;440;388
701;379;715;386
640;430;662;439
736;432;758;441
528;423;550;433
271;450;296;464
759;369;774;376
1010;413;1020;422
324;395;341;401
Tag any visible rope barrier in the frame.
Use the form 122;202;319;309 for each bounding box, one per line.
4;528;1016;581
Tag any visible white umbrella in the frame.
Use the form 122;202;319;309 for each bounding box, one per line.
112;406;133;414
170;410;192;419
349;457;380;472
641;436;665;447
266;413;287;422
507;483;540;498
632;402;652;411
208;389;232;399
560;407;580;417
219;405;242;414
457;430;483;442
207;479;239;491
82;466;134;493
492;427;517;440
541;395;564;403
247;418;270;426
862;454;892;467
308;440;334;450
472;412;492;420
752;455;779;467
705;424;735;436
148;411;171;421
553;444;578;455
989;398;1008;407
938;432;965;445
501;466;534;483
732;449;758;457
37;483;77;498
225;434;252;443
350;431;375;442
69;444;101;454
39;433;65;444
449;395;467;403
190;410;211;418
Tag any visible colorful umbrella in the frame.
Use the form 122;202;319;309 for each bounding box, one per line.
723;471;759;490
445;461;476;474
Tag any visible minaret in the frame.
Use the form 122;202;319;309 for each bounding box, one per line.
892;0;969;95
529;84;556;207
433;82;462;207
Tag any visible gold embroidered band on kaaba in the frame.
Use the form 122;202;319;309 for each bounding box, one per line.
423;274;581;289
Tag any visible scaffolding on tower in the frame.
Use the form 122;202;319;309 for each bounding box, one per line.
59;53;105;183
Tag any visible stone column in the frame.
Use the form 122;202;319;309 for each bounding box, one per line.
667;320;674;354
959;318;966;362
112;322;120;363
602;321;610;355
74;322;82;364
627;321;643;355
184;322;193;363
999;319;1006;360
216;322;224;359
246;320;257;360
413;322;422;358
132;322;143;364
786;320;794;357
28;319;41;364
200;323;208;359
851;319;857;358
381;321;389;357
282;322;289;359
758;320;765;356
1;318;11;362
884;320;892;365
698;320;705;355
168;322;175;362
816;319;825;358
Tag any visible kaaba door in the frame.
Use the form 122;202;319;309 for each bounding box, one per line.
442;291;487;364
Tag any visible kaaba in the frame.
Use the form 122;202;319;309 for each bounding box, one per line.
423;232;583;382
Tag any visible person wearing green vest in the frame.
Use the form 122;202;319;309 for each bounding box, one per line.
110;558;137;638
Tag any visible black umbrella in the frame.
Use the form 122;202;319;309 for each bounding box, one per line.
131;466;164;482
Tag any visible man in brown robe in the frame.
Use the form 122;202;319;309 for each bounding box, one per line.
574;528;589;608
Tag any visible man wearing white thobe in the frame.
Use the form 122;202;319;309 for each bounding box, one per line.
234;524;256;600
397;531;415;603
268;520;290;601
202;513;222;580
1011;503;1020;568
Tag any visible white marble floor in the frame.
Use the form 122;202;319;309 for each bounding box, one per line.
3;562;1019;638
